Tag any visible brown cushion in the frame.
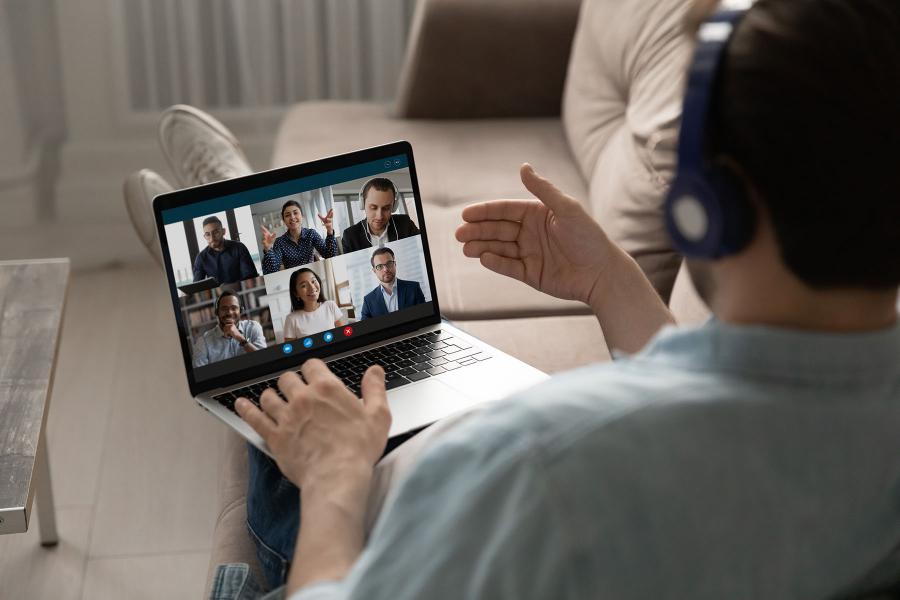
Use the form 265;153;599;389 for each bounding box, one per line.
272;102;587;209
205;429;263;597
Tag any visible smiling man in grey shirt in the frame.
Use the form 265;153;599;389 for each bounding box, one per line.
193;290;266;367
227;0;900;598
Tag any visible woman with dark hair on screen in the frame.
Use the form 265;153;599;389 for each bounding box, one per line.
282;268;344;341
261;199;338;274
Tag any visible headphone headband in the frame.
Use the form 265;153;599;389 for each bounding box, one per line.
664;0;756;259
358;177;401;212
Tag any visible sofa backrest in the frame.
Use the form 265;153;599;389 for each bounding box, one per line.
563;0;692;299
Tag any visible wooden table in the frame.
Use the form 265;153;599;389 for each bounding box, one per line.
0;258;69;545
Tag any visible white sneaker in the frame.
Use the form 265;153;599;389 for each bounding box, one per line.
158;104;253;187
123;169;172;267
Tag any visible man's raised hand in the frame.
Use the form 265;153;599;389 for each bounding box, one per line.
455;163;616;307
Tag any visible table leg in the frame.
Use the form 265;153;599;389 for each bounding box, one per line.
34;434;58;547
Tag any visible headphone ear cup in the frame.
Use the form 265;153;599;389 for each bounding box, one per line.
665;166;755;258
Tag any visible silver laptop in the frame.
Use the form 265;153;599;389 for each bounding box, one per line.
153;141;548;457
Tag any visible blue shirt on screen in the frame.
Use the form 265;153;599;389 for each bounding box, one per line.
291;319;900;600
262;229;338;274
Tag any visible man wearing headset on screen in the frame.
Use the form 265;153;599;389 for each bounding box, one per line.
231;0;900;598
340;177;420;254
192;290;266;367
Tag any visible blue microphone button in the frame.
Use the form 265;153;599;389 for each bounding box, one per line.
323;332;334;343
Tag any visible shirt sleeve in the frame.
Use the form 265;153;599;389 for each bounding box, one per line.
192;253;205;282
310;229;338;259
282;313;296;340
238;243;259;279
245;320;266;349
413;282;425;304
263;238;283;274
192;335;209;367
288;431;580;600
329;300;343;323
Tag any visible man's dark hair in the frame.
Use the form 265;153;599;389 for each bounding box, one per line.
370;246;395;268
281;200;302;219
289;268;326;311
702;0;900;288
202;216;222;228
361;178;397;202
215;289;241;315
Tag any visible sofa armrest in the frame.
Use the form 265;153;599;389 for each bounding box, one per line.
394;0;583;119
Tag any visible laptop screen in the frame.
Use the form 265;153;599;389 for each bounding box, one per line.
154;142;440;395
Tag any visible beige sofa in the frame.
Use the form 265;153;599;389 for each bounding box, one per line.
201;0;710;592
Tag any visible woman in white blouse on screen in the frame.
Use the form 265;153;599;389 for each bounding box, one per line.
283;268;344;341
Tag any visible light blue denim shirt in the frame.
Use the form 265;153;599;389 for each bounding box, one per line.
293;319;900;600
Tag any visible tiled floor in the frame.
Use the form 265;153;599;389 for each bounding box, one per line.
0;261;220;600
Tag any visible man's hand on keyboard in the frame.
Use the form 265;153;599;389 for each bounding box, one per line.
235;358;392;490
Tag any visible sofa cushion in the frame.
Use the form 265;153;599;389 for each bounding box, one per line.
562;0;692;299
272;102;593;319
454;314;611;373
272;102;587;210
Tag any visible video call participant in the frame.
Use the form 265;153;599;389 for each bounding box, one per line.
261;200;338;274
340;178;420;254
283;268;345;341
359;247;426;320
192;290;266;367
192;216;259;284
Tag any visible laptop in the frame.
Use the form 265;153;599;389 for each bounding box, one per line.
153;141;548;457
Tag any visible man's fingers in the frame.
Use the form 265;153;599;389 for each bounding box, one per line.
277;370;307;401
361;365;391;422
301;358;337;386
480;253;526;282
461;200;533;224
260;388;288;423
236;397;277;440
462;240;520;259
520;163;580;217
454;220;521;243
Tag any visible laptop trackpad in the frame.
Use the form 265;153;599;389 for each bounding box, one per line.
387;380;477;437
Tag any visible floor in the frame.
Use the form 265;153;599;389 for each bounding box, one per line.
0;261;220;600
0;258;611;599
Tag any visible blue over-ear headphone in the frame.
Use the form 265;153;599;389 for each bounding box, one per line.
665;0;757;258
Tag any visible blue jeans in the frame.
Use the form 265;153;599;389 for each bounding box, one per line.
246;428;427;589
208;563;284;600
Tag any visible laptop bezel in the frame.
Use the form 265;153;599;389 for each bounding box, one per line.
152;141;442;397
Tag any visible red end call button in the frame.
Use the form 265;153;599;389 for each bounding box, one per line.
343;326;353;337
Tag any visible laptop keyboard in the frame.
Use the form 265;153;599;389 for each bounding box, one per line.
212;329;491;414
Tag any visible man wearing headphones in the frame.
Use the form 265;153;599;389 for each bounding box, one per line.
340;177;420;254
192;290;266;367
231;0;900;597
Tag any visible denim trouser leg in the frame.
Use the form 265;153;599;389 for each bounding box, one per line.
244;427;427;589
246;444;299;589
